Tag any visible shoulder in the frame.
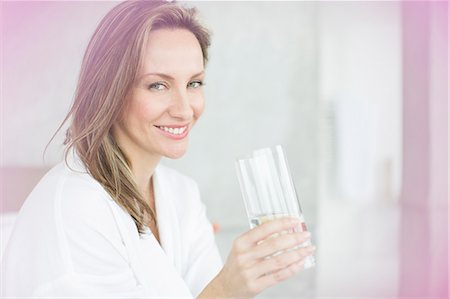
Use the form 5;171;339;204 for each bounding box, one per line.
18;161;108;214
9;160;120;253
26;158;118;234
58;163;118;231
51;161;128;252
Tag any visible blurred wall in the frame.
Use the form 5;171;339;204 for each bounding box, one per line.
1;1;319;230
315;2;402;297
318;1;402;203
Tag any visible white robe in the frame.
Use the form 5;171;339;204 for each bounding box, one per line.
1;152;223;298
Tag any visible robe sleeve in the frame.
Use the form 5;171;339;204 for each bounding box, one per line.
183;183;224;298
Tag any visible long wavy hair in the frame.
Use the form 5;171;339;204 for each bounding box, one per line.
51;0;211;234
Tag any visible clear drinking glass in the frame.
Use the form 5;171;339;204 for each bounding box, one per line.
235;145;315;269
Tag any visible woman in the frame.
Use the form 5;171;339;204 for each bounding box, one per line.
1;1;315;298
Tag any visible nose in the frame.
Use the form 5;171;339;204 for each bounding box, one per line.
168;89;194;120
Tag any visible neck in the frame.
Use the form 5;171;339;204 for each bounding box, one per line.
130;154;161;197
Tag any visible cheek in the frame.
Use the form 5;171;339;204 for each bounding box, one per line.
192;96;205;118
136;101;165;123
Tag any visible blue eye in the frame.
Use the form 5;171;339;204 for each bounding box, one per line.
148;82;167;91
188;80;204;88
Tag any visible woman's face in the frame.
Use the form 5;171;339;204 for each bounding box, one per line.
113;28;205;163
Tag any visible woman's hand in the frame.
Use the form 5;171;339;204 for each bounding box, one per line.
212;217;315;298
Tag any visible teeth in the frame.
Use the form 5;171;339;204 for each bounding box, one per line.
157;126;187;135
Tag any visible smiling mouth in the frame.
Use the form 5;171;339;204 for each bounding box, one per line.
155;125;187;135
154;125;189;139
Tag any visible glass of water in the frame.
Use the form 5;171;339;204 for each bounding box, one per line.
235;145;315;269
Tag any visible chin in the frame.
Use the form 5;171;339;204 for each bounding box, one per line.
163;145;188;159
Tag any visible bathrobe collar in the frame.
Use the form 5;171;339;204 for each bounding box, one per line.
150;165;183;273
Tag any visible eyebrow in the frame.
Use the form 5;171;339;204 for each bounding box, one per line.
139;71;205;81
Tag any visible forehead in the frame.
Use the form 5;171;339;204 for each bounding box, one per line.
140;28;204;77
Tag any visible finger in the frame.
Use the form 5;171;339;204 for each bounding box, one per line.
256;258;305;288
251;231;311;260
238;217;301;249
251;246;314;278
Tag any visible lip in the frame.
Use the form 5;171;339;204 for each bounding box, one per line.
154;124;190;140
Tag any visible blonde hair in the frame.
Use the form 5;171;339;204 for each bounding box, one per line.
52;0;211;234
